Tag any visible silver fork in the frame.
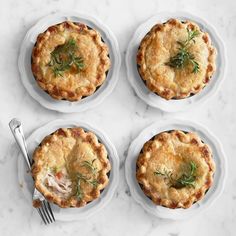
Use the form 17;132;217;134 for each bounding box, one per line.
9;118;55;225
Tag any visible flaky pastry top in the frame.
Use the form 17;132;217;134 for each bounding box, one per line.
32;21;110;101
136;130;215;209
137;19;216;100
32;127;110;208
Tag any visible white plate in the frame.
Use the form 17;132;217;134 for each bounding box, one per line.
125;119;227;220
126;12;227;112
18;119;119;222
18;12;121;113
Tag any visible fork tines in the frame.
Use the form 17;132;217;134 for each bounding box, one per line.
37;201;55;224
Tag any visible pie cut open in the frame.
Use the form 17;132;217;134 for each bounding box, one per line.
32;127;110;208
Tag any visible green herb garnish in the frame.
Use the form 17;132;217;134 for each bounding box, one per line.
154;161;197;189
166;28;200;73
77;173;99;187
75;172;99;200
82;159;98;175
48;38;84;77
154;169;173;181
76;179;83;200
174;162;197;188
88;179;99;187
52;166;61;173
75;159;99;200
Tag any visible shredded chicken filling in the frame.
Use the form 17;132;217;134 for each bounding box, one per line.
45;172;72;195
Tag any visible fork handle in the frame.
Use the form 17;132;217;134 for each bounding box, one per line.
9;118;32;170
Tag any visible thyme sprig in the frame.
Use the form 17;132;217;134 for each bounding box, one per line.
82;159;98;175
75;160;99;200
76;173;99;200
154;161;197;188
48;38;84;77
166;28;200;73
76;179;83;200
174;161;197;188
154;169;173;180
77;173;99;188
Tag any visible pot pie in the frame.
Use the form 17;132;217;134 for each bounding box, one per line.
136;130;215;209
31;21;110;101
32;127;111;208
137;19;217;100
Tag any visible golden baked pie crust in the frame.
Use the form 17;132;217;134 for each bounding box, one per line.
32;127;110;208
32;21;110;101
137;19;217;100
136;130;215;209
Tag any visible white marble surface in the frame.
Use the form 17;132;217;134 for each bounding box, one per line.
0;0;235;235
